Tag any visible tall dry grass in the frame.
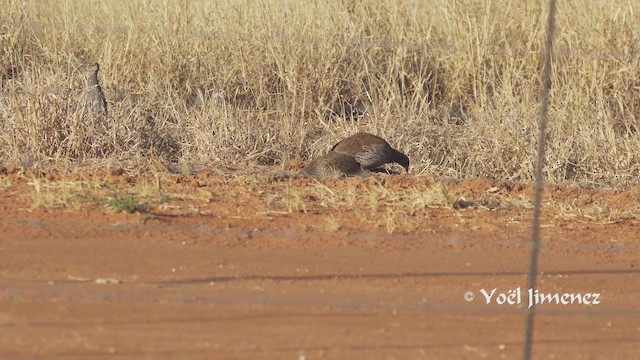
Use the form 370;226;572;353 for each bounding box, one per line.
1;0;639;186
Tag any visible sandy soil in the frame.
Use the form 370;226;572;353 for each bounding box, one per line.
1;167;639;359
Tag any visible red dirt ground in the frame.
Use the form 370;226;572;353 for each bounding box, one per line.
1;167;639;359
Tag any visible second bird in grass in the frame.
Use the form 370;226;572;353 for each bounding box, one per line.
331;132;410;173
301;152;363;178
85;62;108;117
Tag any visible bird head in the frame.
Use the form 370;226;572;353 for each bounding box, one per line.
394;150;410;173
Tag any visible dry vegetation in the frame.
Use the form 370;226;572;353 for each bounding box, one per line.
9;165;640;233
1;0;640;186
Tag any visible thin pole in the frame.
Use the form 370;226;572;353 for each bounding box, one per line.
523;0;556;359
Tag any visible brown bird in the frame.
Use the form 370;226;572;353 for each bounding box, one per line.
85;62;107;116
331;132;409;172
302;152;363;178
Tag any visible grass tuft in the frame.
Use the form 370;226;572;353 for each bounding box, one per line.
106;194;149;214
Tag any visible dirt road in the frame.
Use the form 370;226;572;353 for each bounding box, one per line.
1;169;639;359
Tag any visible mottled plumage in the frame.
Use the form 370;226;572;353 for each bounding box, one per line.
302;152;363;178
85;63;107;117
331;132;409;172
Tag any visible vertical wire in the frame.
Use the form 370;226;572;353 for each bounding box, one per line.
523;0;557;359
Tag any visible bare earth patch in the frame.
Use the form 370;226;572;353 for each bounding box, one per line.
1;168;639;359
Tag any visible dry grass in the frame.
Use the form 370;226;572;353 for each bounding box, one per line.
15;167;640;232
1;0;640;186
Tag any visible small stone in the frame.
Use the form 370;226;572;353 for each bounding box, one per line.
95;278;120;284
